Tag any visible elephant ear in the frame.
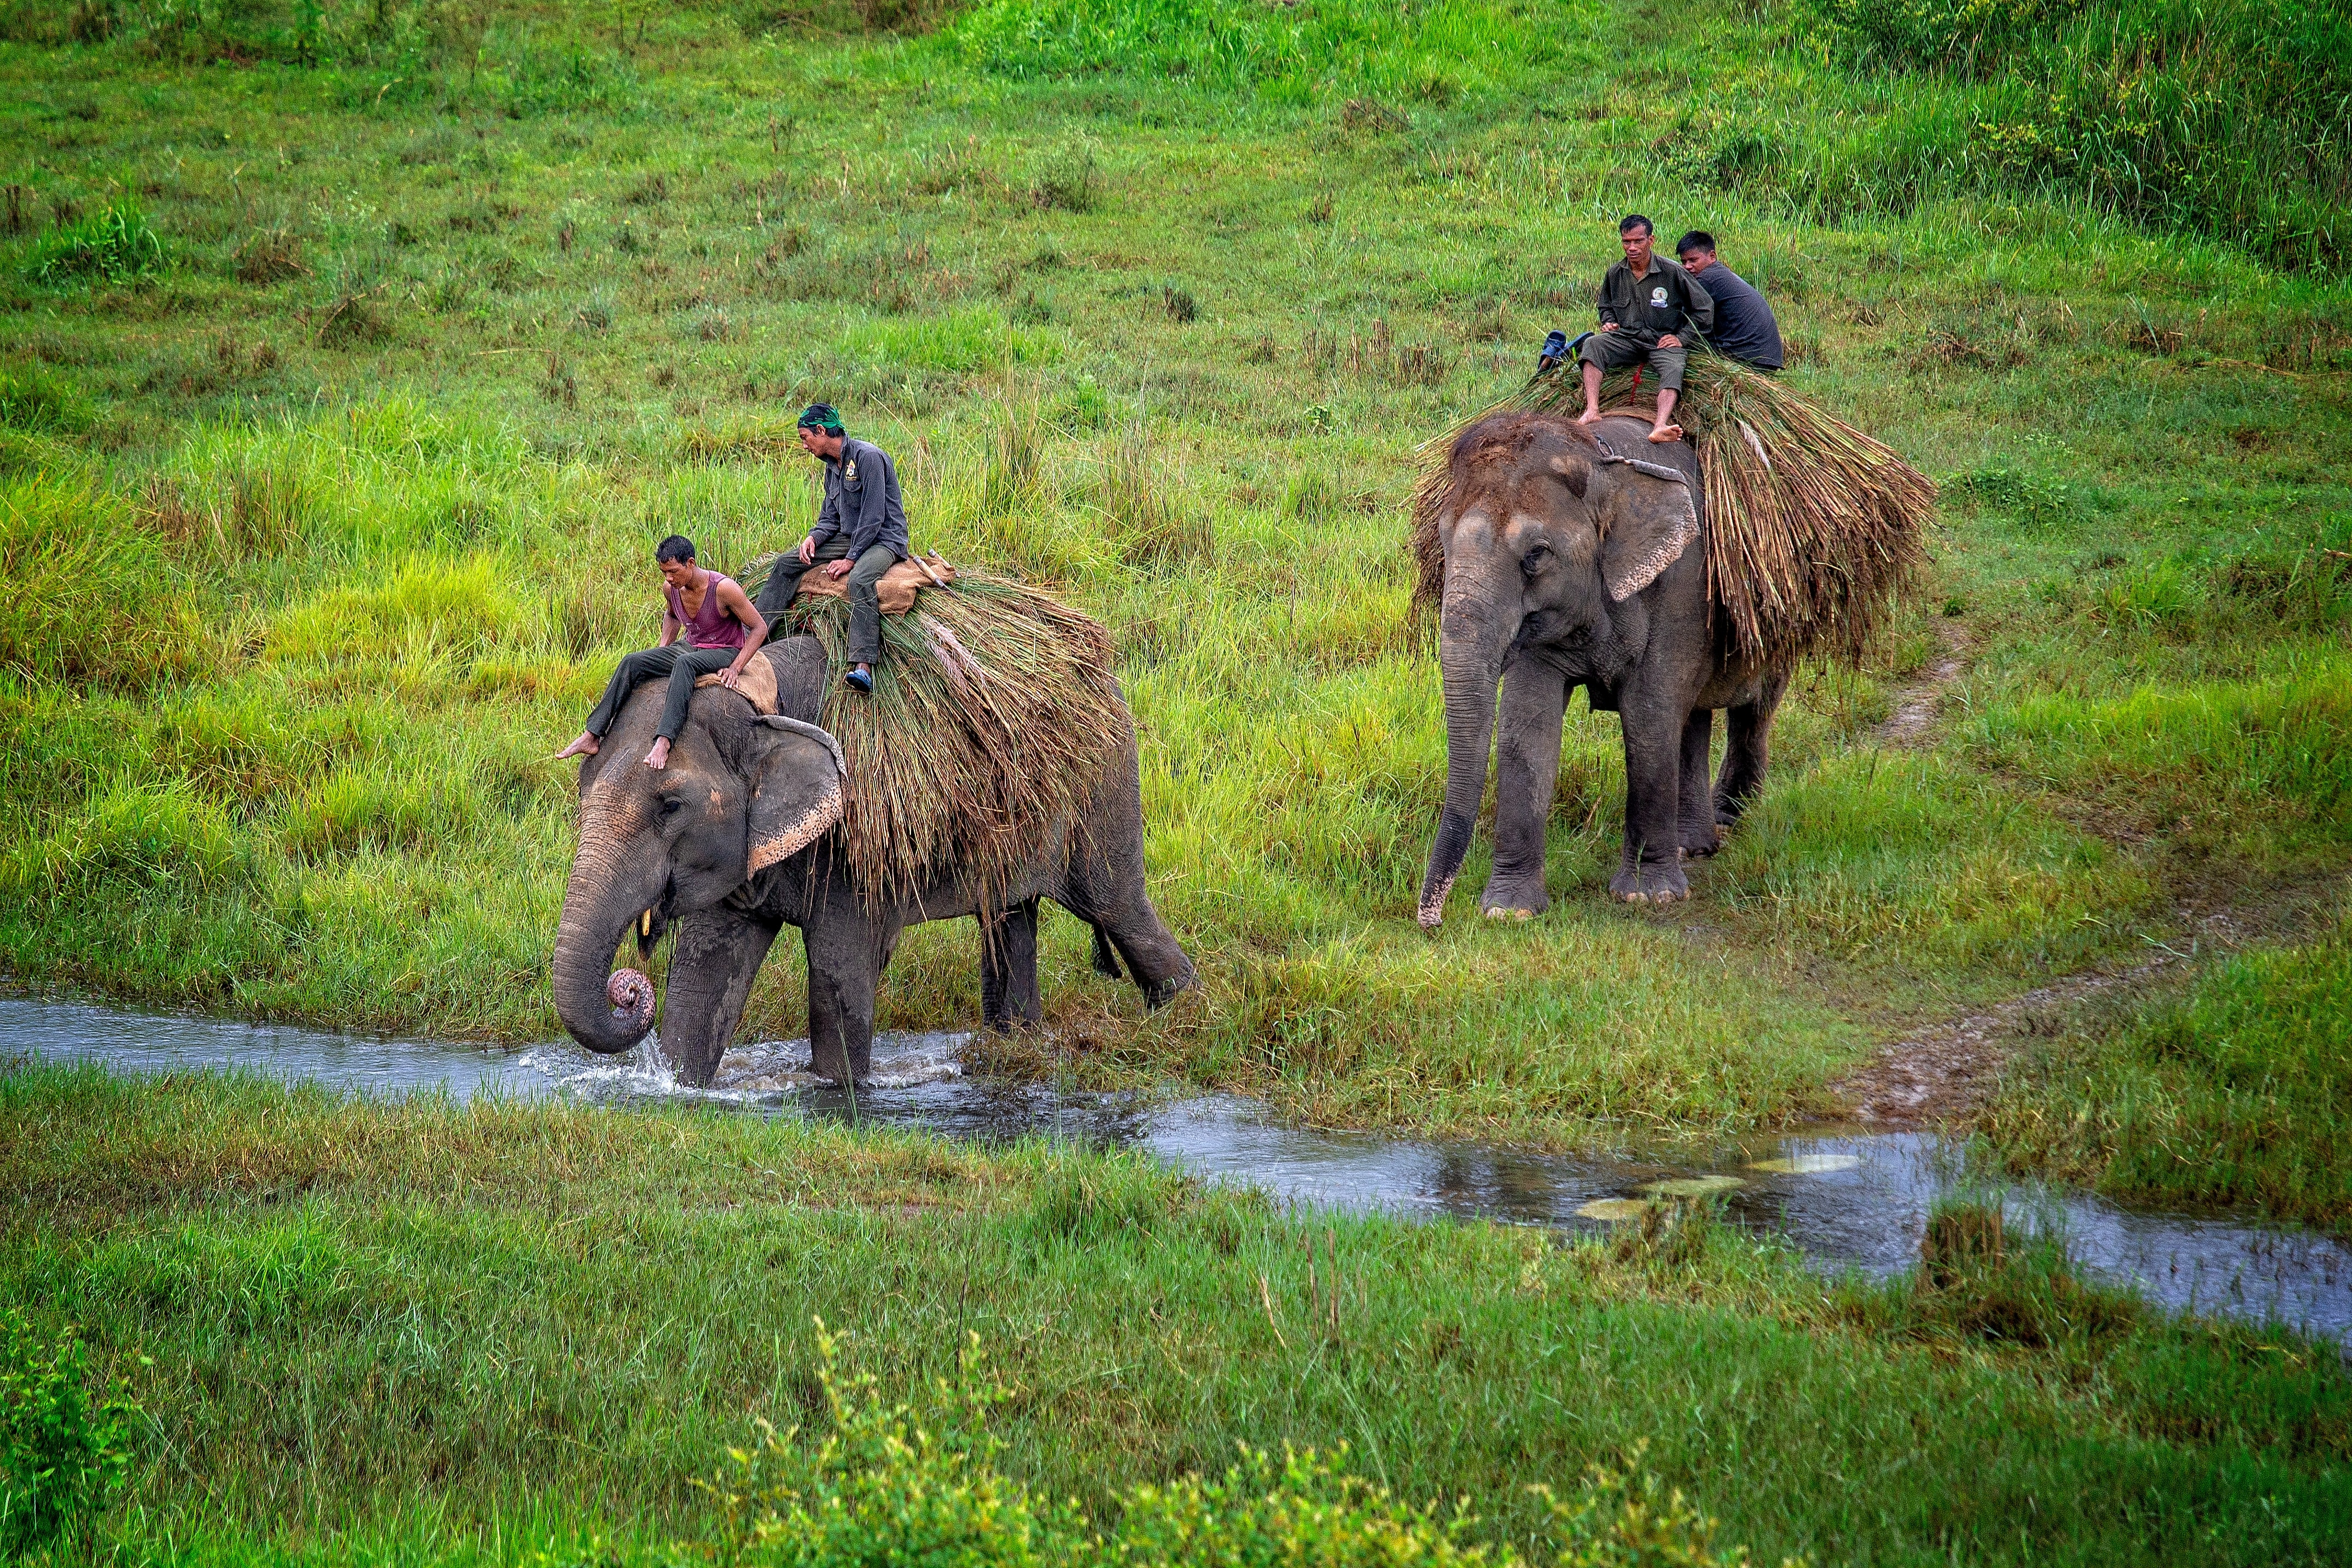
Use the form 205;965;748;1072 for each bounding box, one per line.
1593;452;1701;603
745;715;846;873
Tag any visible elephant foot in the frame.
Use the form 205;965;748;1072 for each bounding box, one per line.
1477;879;1547;922
1609;862;1689;904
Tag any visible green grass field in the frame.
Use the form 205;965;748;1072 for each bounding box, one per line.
5;1065;2349;1567
3;0;2351;1554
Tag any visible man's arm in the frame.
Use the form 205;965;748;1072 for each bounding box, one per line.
807;477;841;550
1596;266;1621;330
659;606;682;648
715;579;768;688
827;449;891;574
1681;268;1716;337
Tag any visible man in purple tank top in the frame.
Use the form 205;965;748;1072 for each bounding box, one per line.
556;534;768;771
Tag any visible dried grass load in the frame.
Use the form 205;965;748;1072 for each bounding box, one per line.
1411;353;1934;666
741;563;1128;910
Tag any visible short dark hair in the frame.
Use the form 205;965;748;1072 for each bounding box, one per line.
1676;230;1716;257
655;535;696;565
1619;213;1654;237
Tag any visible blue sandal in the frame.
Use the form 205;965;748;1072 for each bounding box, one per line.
844;667;874;694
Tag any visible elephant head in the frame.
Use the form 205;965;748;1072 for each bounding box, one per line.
1417;413;1701;928
553;702;845;1053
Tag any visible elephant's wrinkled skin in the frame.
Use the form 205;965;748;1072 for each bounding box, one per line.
551;635;1195;1085
1419;411;1789;921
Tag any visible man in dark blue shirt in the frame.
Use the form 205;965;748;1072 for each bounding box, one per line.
758;403;909;694
1674;232;1784;372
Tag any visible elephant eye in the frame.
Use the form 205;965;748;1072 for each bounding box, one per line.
657;792;685;817
1520;543;1552;575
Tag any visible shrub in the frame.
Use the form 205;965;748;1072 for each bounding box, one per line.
27;198;167;286
704;1326;1793;1567
0;1309;140;1553
23;779;248;893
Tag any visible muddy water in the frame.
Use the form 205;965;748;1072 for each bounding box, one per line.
7;997;2348;1343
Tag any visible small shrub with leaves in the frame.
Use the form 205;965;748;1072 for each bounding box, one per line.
703;1325;1795;1567
0;1309;142;1553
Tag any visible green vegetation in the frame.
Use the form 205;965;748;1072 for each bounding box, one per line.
1983;903;2352;1230
4;1063;2349;1565
0;0;2348;1153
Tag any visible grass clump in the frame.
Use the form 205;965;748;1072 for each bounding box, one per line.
1980;910;2352;1229
25;198;165;286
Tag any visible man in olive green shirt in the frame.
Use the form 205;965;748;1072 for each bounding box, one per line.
1575;212;1715;444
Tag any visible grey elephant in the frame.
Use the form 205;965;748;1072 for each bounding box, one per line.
1417;410;1789;921
551;635;1196;1085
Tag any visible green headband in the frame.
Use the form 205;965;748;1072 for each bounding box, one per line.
797;403;845;437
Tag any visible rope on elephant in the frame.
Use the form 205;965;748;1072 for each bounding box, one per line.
744;561;1126;909
1410;352;1934;667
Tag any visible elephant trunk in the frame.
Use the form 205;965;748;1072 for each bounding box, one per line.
551;826;665;1054
1419;564;1514;930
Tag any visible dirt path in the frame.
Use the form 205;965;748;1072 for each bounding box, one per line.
1875;618;1971;746
1828;903;2311;1129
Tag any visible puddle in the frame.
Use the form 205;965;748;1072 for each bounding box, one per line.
5;996;2348;1345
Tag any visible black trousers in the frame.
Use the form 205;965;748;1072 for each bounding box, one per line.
759;535;898;665
584;644;738;744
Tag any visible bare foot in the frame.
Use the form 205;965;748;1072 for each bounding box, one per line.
643;737;671;770
1576;406;1605;425
1647;423;1684;444
554;731;600;760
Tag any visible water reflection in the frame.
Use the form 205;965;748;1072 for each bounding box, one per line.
4;996;2347;1343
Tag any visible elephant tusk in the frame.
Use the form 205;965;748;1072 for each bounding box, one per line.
640;908;654;938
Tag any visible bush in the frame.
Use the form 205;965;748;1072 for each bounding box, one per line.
704;1325;1792;1567
27;198;167;286
0;1308;141;1553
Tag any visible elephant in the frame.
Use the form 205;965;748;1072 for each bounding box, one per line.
551;633;1197;1086
1417;410;1789;923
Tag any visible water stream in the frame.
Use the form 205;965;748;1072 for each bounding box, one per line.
7;996;2348;1344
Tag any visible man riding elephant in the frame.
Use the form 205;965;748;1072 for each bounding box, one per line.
757;403;907;695
1569;214;1715;445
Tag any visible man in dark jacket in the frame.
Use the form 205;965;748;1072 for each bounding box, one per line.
1674;231;1784;372
1574;213;1714;444
759;403;909;694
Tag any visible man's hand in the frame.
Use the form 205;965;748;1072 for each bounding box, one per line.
824;557;853;579
1659;333;1682;349
798;534;818;565
720;663;743;690
1599;321;1619;333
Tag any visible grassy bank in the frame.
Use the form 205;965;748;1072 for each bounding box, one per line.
4;1063;2349;1565
0;0;2348;1151
1981;900;2352;1230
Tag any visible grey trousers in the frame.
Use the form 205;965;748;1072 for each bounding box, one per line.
760;536;898;665
1579;329;1689;392
585;644;738;743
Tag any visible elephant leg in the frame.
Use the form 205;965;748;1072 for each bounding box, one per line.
805;907;886;1083
1715;668;1789;828
1610;694;1690;904
1057;733;1197;1010
979;898;1044;1032
657;905;781;1088
1479;658;1568;919
1089;923;1125;981
1677;708;1722;858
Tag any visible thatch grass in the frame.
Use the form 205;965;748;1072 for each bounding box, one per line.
748;562;1127;910
1410;353;1934;666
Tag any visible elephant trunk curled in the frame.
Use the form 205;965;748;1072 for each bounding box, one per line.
1419;565;1513;930
552;809;666;1054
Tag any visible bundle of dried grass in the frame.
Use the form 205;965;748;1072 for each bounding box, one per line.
1411;353;1933;666
755;566;1127;909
